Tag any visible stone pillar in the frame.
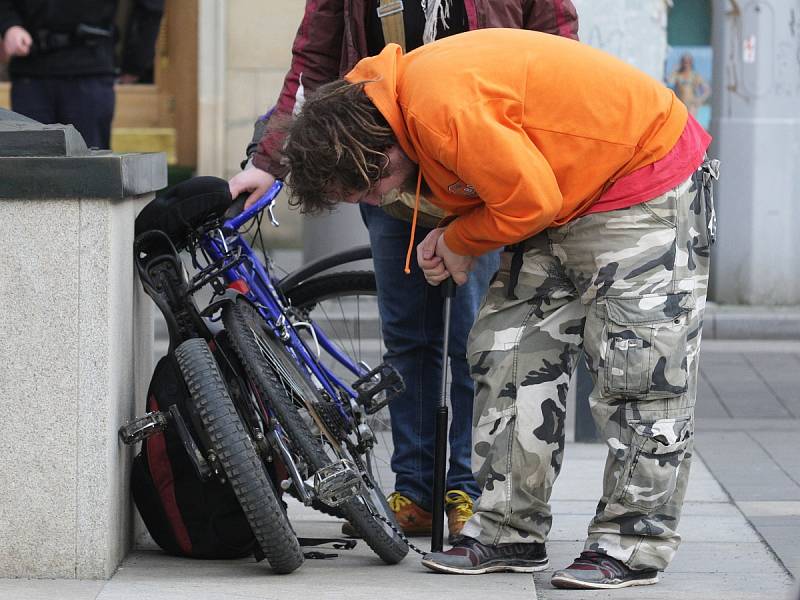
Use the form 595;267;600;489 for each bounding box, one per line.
710;0;800;304
0;111;166;578
197;0;227;178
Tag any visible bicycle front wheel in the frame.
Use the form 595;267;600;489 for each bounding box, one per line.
222;296;408;565
174;338;304;574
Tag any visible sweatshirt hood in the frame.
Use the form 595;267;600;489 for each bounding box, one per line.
346;45;427;275
344;44;419;164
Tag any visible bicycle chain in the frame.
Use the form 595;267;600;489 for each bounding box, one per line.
361;497;429;556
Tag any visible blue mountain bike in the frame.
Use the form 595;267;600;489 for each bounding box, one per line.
124;177;405;573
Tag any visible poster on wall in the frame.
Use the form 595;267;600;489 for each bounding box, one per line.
664;45;713;130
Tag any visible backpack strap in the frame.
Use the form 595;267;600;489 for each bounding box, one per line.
377;0;406;51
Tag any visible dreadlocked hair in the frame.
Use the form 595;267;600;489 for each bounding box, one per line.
283;80;397;213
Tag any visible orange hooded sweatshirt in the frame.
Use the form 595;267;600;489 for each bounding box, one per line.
345;28;688;257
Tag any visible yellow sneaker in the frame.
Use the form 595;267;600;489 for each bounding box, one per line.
388;492;433;536
445;489;474;542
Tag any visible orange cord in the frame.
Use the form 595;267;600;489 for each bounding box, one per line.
403;169;424;274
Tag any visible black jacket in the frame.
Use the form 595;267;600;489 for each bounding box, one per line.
0;0;164;79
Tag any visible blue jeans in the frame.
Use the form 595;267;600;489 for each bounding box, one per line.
361;204;499;511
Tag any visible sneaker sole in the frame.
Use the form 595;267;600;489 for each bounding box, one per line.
421;558;549;575
550;573;659;589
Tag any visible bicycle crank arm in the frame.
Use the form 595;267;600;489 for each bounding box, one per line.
167;405;213;481
310;459;362;507
267;428;314;505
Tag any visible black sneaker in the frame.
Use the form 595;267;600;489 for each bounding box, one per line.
421;536;548;574
550;551;659;589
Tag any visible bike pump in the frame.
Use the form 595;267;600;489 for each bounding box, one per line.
431;277;456;553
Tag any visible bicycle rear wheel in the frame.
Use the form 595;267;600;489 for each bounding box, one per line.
222;296;408;565
174;338;304;574
284;272;394;492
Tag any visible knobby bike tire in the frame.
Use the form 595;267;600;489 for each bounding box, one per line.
174;338;304;574
222;296;407;565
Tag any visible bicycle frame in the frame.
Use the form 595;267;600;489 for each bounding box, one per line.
198;182;369;419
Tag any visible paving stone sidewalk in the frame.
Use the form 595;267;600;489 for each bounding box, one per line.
693;339;800;582
0;437;792;600
4;240;798;600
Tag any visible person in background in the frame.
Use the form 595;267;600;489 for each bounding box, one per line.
228;0;578;544
668;52;710;119
0;0;164;149
280;28;716;588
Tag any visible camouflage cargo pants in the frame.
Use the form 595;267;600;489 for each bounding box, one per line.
460;162;718;571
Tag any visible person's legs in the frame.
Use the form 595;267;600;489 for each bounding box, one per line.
550;171;713;586
459;236;584;546
421;235;583;574
362;203;443;510
54;76;115;149
361;204;496;511
443;248;499;538
10;78;57;125
444;248;499;495
423;167;716;578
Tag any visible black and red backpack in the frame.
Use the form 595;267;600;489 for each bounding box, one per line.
128;177;260;559
130;351;260;559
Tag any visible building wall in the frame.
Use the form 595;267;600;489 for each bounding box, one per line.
196;0;305;248
200;0;670;250
572;0;670;80
709;0;800;304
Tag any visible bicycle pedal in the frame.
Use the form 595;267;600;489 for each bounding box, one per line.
352;363;405;415
312;459;362;507
118;411;169;445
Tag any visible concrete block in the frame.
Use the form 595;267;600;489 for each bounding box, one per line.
0;152;163;578
0;200;81;578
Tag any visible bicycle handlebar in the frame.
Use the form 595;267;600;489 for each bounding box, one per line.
223;181;284;231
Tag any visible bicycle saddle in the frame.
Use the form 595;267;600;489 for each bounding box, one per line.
136;176;232;248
